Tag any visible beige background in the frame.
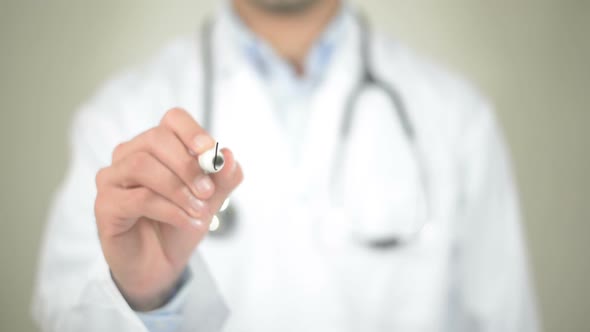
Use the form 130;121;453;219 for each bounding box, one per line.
1;1;588;331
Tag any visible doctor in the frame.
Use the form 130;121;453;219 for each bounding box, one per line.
32;0;540;331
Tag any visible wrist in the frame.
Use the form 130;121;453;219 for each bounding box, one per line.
111;269;184;312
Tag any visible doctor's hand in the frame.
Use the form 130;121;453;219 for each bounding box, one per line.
94;107;243;311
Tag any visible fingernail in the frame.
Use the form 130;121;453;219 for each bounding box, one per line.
188;195;206;212
194;176;213;194
193;135;214;153
189;218;203;228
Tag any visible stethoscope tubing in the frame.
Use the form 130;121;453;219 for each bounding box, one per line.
198;11;431;248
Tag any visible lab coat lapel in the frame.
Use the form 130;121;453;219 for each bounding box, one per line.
300;12;360;209
209;15;296;205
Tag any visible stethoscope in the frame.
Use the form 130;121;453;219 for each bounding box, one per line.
199;12;430;249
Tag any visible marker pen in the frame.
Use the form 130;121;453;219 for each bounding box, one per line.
198;142;224;174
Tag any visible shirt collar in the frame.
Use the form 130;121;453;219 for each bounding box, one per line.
220;1;348;88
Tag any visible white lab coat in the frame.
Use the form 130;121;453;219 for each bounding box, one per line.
32;9;539;332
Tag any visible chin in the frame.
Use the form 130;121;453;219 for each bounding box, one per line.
247;0;322;14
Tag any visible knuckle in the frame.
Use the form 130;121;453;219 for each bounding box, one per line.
234;166;244;185
111;142;126;162
133;187;152;206
119;188;149;219
94;191;114;229
95;167;109;188
128;152;151;173
144;127;162;146
161;107;185;127
93;193;105;219
226;164;243;190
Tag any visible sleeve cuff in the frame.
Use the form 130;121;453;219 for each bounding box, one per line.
84;252;228;332
134;268;192;332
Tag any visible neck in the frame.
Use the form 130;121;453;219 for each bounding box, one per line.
233;0;341;73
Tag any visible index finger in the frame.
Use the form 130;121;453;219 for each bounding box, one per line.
160;107;216;155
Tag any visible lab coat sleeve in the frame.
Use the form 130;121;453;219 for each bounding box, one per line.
31;99;228;331
136;268;191;332
452;101;541;331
